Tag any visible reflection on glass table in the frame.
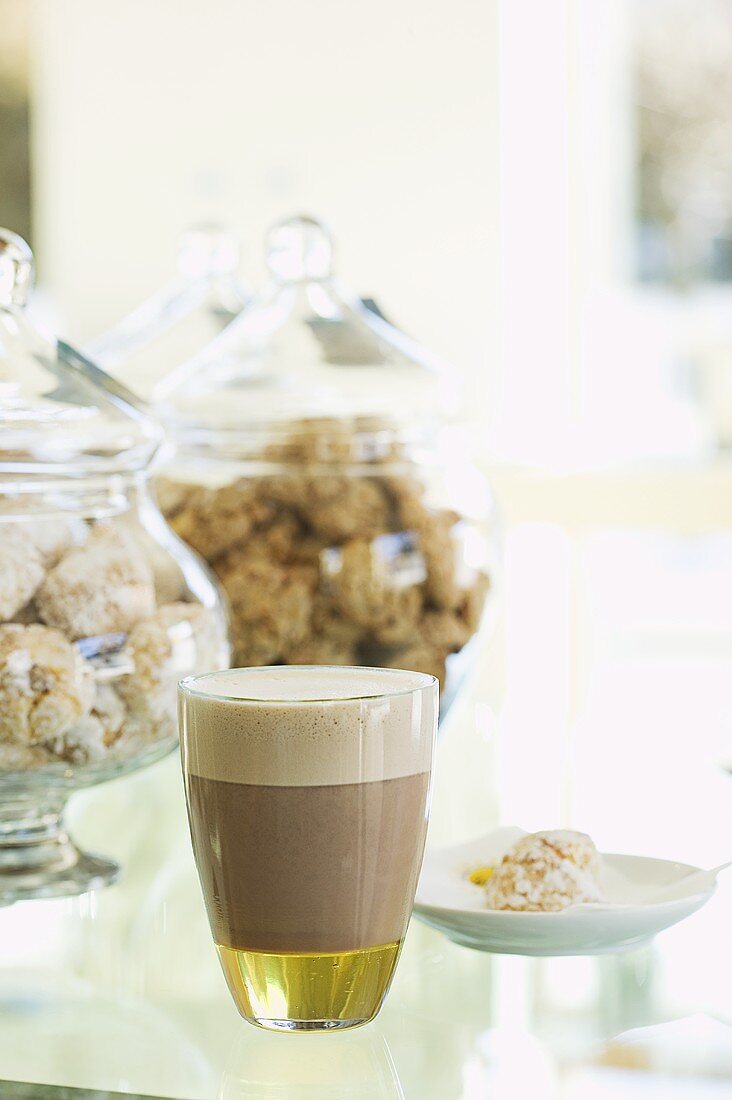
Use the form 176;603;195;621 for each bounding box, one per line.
221;1028;404;1099
0;835;729;1099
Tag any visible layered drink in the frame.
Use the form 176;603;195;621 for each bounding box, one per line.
179;665;437;1031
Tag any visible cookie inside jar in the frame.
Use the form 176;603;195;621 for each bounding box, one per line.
150;216;496;713
0;496;227;775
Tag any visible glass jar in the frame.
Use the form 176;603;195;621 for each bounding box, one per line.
151;216;497;717
0;229;229;902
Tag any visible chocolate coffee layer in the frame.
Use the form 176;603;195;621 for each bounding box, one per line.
186;771;430;953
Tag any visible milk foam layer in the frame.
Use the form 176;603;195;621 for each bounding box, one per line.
186;666;433;702
180;666;437;787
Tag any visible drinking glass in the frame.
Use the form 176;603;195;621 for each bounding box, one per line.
179;665;437;1031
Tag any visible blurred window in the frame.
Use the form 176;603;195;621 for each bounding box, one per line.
636;0;732;284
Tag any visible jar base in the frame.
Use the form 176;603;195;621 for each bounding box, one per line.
0;844;119;904
0;796;120;904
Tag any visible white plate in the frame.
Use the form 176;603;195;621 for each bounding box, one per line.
414;828;718;956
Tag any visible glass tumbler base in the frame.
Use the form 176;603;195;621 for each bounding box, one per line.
246;1016;372;1033
217;941;401;1030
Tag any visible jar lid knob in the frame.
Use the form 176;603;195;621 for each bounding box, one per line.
0;229;34;308
265;215;333;282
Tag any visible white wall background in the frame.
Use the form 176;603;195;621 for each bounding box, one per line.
29;0;699;460
30;0;500;416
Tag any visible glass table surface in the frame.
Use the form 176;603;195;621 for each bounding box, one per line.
0;738;729;1100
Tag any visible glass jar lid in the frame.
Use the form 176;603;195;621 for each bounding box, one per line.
0;229;161;481
153;215;455;453
86;224;248;397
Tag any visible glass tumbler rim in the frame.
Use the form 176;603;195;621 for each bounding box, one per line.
178;664;437;705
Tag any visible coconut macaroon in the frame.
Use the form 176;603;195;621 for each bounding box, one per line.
35;524;156;640
0;528;46;620
14;515;75;567
116;602;224;726
486;830;604;912
0;623;95;747
0;510;224;772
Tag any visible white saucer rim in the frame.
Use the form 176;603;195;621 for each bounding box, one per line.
413;883;716;922
416;842;718;919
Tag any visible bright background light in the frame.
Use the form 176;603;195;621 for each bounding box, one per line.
0;0;731;1094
